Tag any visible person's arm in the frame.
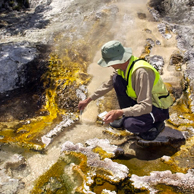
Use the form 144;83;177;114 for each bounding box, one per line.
122;67;155;117
89;74;114;101
78;97;92;111
103;109;124;123
78;73;114;111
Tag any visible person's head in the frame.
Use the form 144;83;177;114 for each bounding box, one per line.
98;40;132;70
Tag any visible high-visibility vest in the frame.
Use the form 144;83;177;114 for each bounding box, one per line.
117;56;173;109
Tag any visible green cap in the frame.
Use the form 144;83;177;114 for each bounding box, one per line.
98;40;132;67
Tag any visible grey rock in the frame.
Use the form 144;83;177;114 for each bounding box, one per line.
136;126;185;148
85;138;124;158
149;0;194;25
0;153;27;194
150;0;194;116
131;169;194;194
28;0;51;8
61;141;129;182
146;38;155;47
0;42;37;93
148;7;161;22
158;22;172;40
149;55;164;73
156;40;161;45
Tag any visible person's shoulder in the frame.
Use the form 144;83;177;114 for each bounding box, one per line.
134;67;148;73
134;67;155;79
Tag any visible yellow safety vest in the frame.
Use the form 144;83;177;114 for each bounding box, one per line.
117;56;173;109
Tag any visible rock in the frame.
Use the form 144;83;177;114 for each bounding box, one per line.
144;28;152;34
103;126;136;146
136;126;185;148
0;0;29;11
0;173;20;194
1;0;194;193
147;7;161;21
0;42;37;93
169;52;183;66
61;141;129;182
131;169;194;193
28;0;51;8
31;139;129;193
149;0;194;121
0;153;27;194
4;154;26;170
42;114;78;147
40;140;130;193
85;138;124;158
158;22;172;40
149;55;164;73
76;85;87;101
148;0;194;25
146;38;155;47
156;40;161;45
137;12;146;20
184;58;194;113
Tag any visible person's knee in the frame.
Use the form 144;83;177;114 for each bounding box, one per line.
123;118;153;133
123;119;142;133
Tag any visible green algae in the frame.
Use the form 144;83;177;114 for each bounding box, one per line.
31;158;70;194
31;150;137;194
155;184;185;194
113;158;182;177
90;177;148;194
31;152;89;194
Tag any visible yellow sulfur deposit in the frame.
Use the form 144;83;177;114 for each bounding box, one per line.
0;49;91;150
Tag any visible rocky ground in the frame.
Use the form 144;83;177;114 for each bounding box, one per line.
1;0;194;193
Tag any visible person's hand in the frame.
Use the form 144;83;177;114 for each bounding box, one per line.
103;109;123;124
78;98;92;111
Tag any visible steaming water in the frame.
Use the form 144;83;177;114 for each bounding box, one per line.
82;0;178;123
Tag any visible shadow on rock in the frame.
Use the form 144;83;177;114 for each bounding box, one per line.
131;126;186;160
113;126;186;161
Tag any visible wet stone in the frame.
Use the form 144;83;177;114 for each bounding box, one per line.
85;138;124;158
136;126;185;149
131;169;194;194
146;38;155;47
156;40;161;45
149;55;164;74
102;126;136;145
147;6;160;21
169;52;183;66
158;22;172;40
0;42;37;93
58;140;129;193
144;28;152;34
0;152;27;194
137;12;146;19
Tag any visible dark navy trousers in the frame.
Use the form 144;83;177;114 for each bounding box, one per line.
113;74;169;133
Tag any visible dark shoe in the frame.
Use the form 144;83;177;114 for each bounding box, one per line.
110;117;125;129
154;121;165;131
138;127;158;141
138;122;165;141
